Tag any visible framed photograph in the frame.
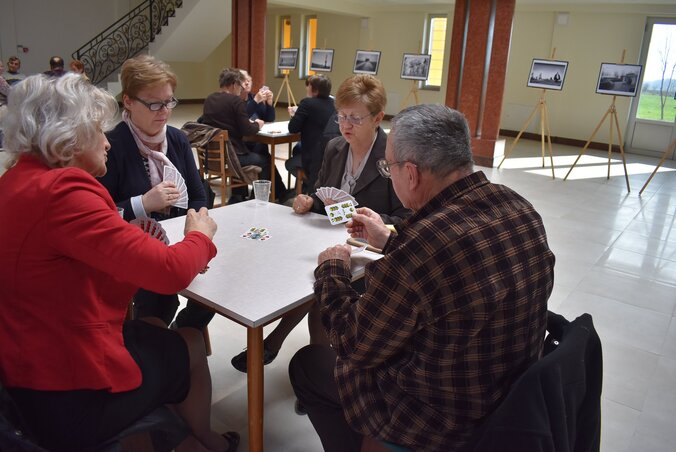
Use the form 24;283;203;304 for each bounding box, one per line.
278;48;299;70
400;53;431;81
310;49;334;72
353;50;381;75
595;63;643;97
527;59;569;90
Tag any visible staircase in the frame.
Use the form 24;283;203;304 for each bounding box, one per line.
72;0;185;87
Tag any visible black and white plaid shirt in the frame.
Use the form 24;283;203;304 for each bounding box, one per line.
314;171;555;451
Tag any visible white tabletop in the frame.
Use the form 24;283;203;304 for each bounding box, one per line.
257;120;294;137
160;200;381;327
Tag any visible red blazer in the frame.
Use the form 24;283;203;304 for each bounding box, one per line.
0;155;217;392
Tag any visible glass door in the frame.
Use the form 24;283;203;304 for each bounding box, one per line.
626;18;676;160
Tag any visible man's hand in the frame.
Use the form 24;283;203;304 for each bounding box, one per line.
184;207;217;240
292;194;314;214
318;244;352;266
346;207;391;250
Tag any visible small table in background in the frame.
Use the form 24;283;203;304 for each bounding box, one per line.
245;121;300;202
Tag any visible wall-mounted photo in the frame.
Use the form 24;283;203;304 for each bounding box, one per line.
310;49;334;72
400;53;431;81
353;50;381;75
278;48;299;70
527;59;569;90
595;63;643;97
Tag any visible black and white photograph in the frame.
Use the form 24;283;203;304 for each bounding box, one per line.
595;63;643;97
527;58;569;90
278;48;299;70
310;49;334;72
353;50;381;75
400;53;431;81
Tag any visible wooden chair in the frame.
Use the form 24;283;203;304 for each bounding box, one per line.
199;131;262;207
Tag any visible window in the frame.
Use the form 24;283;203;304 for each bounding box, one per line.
423;15;447;89
304;16;318;77
636;21;676;122
278;16;292;76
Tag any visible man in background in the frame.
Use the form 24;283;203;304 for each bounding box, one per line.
5;56;26;85
44;56;66;78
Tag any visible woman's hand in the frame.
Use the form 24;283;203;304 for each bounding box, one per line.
292;194;314;214
142;181;180;213
346;207;390;250
184;207;217;240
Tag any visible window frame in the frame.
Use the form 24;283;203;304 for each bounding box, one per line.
422;14;448;91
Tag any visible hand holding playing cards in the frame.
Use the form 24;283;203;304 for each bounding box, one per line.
143;181;180;213
292;194;314;214
184;207;217;240
318;244;352;266
347;207;391;250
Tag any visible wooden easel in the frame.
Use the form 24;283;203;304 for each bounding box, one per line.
639;137;676;195
498;49;557;179
564;50;631;192
273;73;297;108
400;80;420;109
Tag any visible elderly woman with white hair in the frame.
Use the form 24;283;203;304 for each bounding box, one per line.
0;74;239;452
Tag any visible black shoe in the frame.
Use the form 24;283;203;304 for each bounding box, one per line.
223;431;240;452
231;345;278;373
294;399;307;416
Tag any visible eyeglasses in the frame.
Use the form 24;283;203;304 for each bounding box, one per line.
132;96;179;111
335;112;375;126
376;158;416;178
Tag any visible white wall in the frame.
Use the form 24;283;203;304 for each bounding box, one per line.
0;0;137;75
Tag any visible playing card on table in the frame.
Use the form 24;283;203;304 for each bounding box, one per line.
130;217;170;245
324;199;356;225
240;227;271;241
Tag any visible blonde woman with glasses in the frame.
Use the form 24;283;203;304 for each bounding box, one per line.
98;55;216;332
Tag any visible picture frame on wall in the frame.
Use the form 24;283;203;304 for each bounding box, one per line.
400;53;432;81
595;63;643;97
353;50;381;75
527;58;569;90
310;49;334;72
278;48;299;70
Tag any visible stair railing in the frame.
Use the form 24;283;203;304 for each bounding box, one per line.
72;0;183;86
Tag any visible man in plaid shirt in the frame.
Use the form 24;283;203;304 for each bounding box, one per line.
289;104;555;451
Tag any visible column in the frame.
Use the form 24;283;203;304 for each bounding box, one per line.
445;0;515;167
232;0;267;86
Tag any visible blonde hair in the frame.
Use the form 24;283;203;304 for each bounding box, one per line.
335;74;386;114
120;54;177;99
2;74;117;168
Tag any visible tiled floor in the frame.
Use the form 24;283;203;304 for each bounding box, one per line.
3;105;674;451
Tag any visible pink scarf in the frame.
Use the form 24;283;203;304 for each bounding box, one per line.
122;110;176;187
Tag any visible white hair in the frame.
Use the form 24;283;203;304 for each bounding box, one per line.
2;73;118;169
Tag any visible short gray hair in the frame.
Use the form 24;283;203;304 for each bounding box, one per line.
389;104;474;177
2;74;118;168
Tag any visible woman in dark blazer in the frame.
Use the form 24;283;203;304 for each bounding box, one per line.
231;75;411;374
98;55;214;331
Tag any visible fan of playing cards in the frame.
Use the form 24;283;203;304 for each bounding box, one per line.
315;187;358;206
163;165;189;209
130;217;170;245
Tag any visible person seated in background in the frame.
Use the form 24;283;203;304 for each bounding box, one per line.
69;59;89;81
230;75;411;374
201;67;286;202
285;74;336;192
0;61;10;106
288;104;555;452
240;69;275;122
0;73;239;452
4;56;26;85
43;56;66;77
98;55;216;332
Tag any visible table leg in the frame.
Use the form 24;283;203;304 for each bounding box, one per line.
269;143;276;202
247;326;264;452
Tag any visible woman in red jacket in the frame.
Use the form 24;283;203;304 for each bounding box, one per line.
0;74;238;451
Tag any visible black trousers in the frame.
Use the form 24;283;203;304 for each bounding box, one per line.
133;289;215;330
288;344;363;452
